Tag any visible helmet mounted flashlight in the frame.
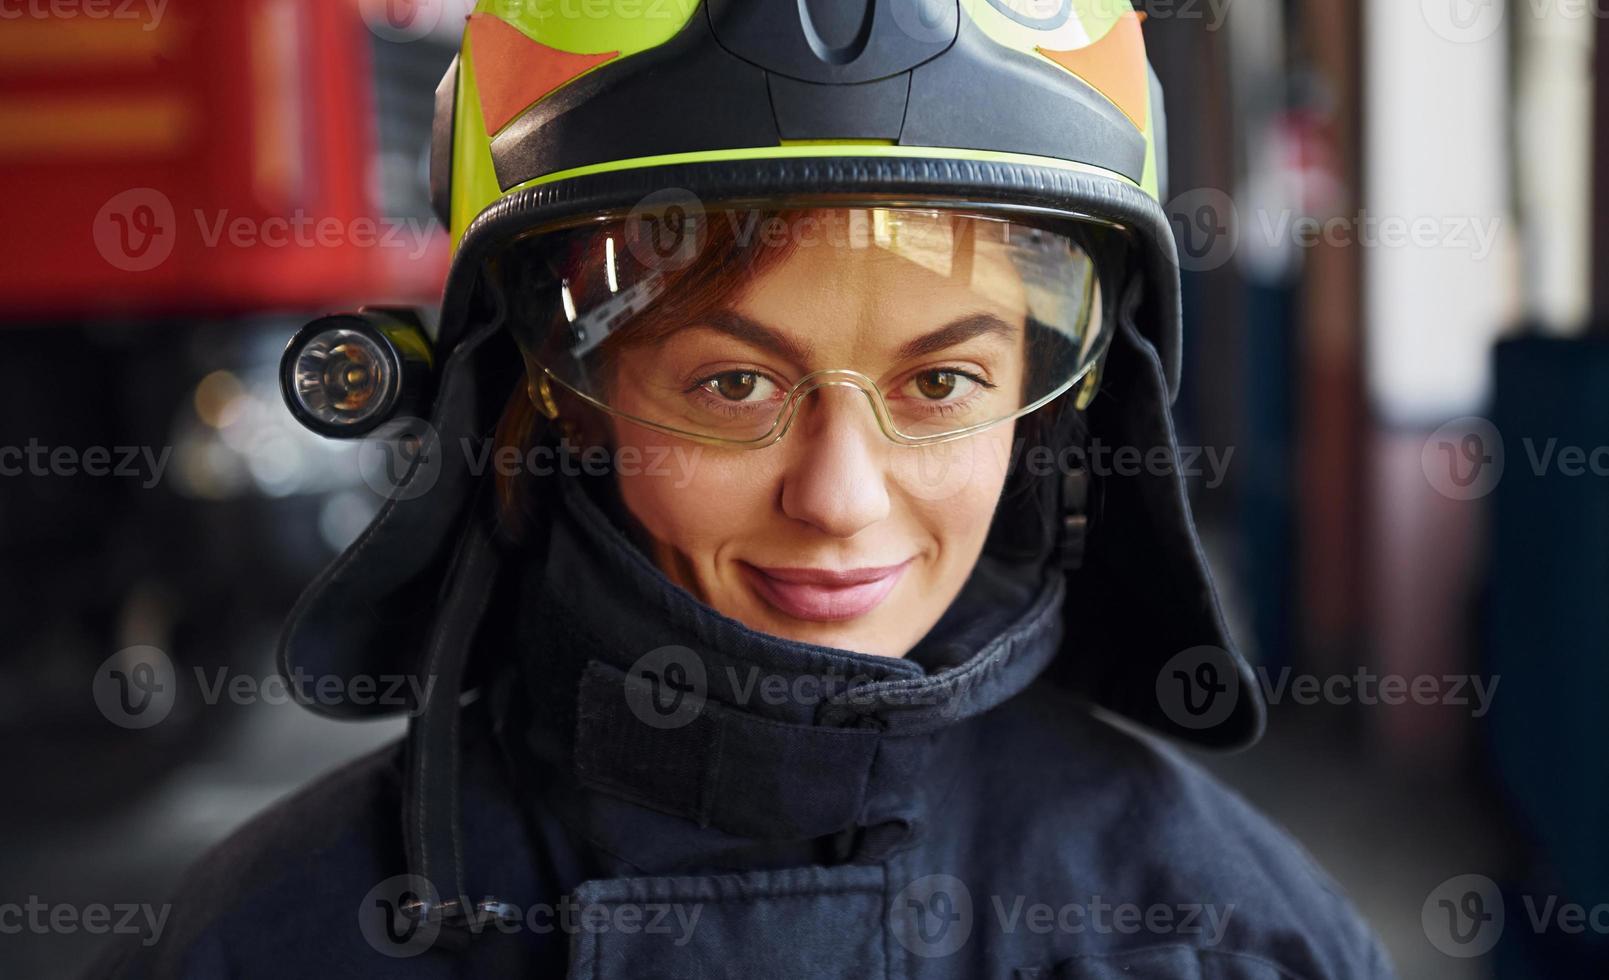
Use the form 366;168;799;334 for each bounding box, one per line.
280;308;435;439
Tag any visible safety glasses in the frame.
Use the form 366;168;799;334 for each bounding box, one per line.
499;204;1122;448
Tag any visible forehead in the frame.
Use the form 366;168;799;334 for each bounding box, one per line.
729;209;1030;323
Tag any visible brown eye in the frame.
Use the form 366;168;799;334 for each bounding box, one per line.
915;370;960;400
707;371;759;401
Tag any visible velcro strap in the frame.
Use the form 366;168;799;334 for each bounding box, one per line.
574;660;880;840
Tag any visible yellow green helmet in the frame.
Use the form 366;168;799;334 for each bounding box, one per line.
433;0;1167;247
419;0;1185;394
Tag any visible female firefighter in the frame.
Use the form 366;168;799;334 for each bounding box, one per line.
99;2;1394;977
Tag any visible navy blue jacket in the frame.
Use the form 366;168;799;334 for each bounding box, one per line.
95;468;1394;979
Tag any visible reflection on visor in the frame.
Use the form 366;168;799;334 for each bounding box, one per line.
503;206;1116;447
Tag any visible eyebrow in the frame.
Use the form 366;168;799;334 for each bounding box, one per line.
893;311;1018;360
698;310;1018;365
702;310;814;365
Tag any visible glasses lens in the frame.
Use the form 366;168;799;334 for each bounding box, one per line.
502;206;1114;445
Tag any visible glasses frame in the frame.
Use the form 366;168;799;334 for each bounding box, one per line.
505;198;1130;450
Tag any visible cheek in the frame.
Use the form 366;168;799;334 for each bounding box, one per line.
887;429;1015;526
610;423;776;548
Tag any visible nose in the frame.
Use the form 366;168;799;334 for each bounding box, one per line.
778;384;891;538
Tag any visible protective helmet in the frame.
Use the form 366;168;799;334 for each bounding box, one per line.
278;0;1263;922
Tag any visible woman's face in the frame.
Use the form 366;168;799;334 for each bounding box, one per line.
604;212;1028;658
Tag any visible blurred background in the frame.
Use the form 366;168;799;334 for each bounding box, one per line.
1;0;1605;976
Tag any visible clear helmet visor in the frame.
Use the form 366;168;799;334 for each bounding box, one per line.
500;205;1118;447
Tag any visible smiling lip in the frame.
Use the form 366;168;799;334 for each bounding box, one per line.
740;560;912;622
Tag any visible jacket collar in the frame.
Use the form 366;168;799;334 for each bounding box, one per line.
500;470;1067;845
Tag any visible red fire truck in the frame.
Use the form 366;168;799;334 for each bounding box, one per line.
0;0;454;803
